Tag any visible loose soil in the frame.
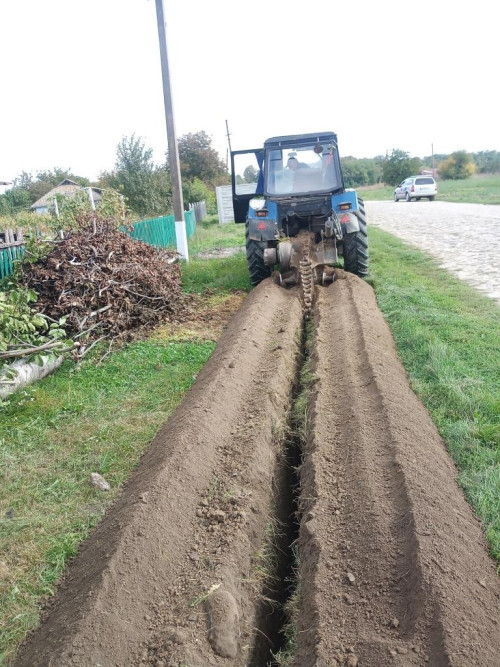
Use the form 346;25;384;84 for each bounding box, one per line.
298;273;500;666
14;275;500;666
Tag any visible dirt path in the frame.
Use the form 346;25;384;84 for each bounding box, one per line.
14;277;500;666
366;200;500;303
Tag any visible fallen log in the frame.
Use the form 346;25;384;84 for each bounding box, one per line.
0;354;65;400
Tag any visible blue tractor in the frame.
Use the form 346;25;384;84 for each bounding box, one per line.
231;132;368;297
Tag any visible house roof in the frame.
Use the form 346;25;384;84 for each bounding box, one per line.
30;179;102;209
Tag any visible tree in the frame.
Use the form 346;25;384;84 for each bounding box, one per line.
12;171;34;190
341;157;382;188
182;177;216;214
176;131;227;184
382;149;422;186
8;168;91;207
438;151;476;180
473;150;500;174
0;187;32;215
243;165;259;183
111;134;172;217
36;168;90;188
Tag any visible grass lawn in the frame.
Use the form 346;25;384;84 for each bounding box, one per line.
188;215;245;253
369;227;500;564
359;173;500;204
1;215;499;662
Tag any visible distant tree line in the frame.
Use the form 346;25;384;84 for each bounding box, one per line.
341;149;500;188
0;168;90;217
0;131;229;219
1;142;499;218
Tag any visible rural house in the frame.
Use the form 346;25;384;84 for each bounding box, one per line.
30;179;102;214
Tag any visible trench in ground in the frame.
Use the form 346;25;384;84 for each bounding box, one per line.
249;316;312;666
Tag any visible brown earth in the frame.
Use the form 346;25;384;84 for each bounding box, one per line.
14;275;500;666
298;273;500;666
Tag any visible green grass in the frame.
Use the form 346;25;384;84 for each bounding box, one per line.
369;227;500;565
0;340;214;663
359;173;500;204
188;215;245;253
182;254;250;294
0;222;252;663
180;216;250;293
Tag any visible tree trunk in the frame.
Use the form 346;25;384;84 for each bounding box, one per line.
0;355;64;400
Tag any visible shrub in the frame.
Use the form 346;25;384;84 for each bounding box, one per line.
0;285;68;370
438;151;476;180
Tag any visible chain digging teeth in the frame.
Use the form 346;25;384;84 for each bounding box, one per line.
299;252;314;314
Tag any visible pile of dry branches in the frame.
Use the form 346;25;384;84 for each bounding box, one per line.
21;217;184;350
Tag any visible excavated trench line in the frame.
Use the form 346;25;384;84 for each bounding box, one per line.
14;275;500;667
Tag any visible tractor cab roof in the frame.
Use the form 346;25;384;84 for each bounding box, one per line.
264;132;338;148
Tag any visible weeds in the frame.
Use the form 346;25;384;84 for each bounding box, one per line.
251;518;284;594
272;544;301;667
189;582;221;608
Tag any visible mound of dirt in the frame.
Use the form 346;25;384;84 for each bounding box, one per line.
22;216;184;342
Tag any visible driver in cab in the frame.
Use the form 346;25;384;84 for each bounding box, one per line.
287;156;310;192
287;156;308;172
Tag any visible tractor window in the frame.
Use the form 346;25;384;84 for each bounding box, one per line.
265;143;340;195
233;153;261;195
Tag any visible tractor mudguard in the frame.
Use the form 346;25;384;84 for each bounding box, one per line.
331;191;360;233
247;218;278;242
331;190;359;213
338;212;360;233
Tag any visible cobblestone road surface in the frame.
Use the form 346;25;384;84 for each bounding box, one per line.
366;200;500;303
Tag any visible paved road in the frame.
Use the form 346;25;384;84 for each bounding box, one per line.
366;200;500;303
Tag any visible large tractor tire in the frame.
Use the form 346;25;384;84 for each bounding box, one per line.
343;196;369;277
246;225;272;286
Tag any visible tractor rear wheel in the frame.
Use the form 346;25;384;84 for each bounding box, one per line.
343;197;369;277
246;226;272;286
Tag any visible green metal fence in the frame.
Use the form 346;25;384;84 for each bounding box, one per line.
127;210;196;248
0;245;24;280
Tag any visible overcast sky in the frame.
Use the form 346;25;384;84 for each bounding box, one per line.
1;0;498;182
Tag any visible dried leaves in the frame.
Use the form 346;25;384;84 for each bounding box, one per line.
22;219;184;344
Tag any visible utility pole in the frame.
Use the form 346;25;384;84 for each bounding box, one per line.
155;0;188;261
225;119;232;174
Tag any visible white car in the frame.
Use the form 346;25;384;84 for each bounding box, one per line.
394;176;437;202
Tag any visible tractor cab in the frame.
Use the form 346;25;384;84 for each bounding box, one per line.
231;132;368;287
231;132;345;223
264;133;344;198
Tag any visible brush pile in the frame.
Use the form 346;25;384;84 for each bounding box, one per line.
21;215;184;346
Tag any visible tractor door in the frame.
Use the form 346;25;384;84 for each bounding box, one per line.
231;149;264;223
